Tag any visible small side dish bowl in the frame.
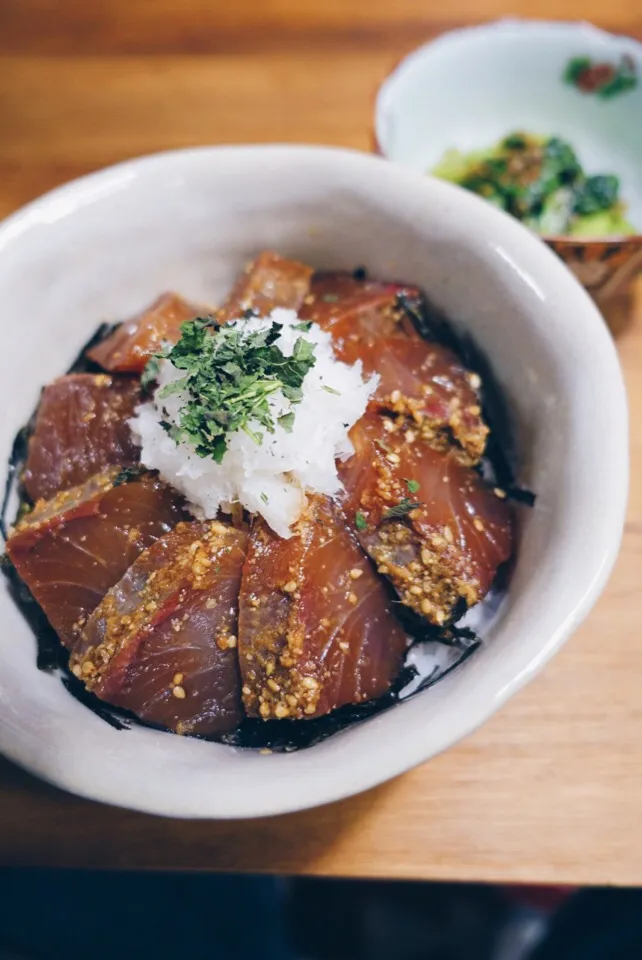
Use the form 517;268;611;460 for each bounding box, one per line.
0;146;628;818
375;20;642;301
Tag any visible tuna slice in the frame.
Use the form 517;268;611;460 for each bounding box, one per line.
364;337;488;464
299;271;422;358
88;293;206;373
6;468;187;648
23;373;142;503
238;494;407;720
301;273;488;462
71;520;246;736
218;251;313;322
338;412;513;626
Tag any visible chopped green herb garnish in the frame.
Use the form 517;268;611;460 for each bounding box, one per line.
405;478;420;494
141;356;162;389
277;411;295;433
294;321;313;332
383;498;421;520
260;492;269;504
156;318;317;462
355;511;368;531
112;465;143;487
322;385;340;395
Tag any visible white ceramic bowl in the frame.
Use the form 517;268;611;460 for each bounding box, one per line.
375;20;642;301
0;145;628;819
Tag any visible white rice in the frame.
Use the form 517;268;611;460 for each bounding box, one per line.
130;308;378;538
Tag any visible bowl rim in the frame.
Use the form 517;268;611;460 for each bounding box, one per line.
0;144;629;818
374;18;642;246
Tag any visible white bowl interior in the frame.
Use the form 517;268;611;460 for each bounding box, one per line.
377;21;642;229
0;146;627;818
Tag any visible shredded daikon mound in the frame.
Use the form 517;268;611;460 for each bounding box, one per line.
130;308;378;538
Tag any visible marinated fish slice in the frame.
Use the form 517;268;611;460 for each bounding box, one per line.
299;272;422;360
364;337;488;464
339;412;513;625
71;520;246;736
302;274;488;462
218;251;313;322
238;494;407;720
23;373;142;503
88;293;207;373
6;468;187;647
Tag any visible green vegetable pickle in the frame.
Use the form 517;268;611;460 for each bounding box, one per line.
432;132;635;237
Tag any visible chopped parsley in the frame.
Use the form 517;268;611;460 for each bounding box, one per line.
294;321;313;332
141;356;161;389
383;498;421;520
260;492;269;504
405;478;420;494
154;317;317;463
355;511;368;531
322;385;340;395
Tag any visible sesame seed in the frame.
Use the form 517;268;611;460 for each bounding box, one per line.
304;704;316;715
443;526;454;543
172;685;186;699
267;678;280;693
81;661;96;676
350;567;363;580
405;430;416;443
274;703;289;718
473;517;485;532
242;685;251;696
260;748;273;755
390;390;401;403
226;635;237;649
494;487;507;499
286;695;298;708
420;598;433;616
347;592;358;605
173;673;184;686
339;641;349;652
410;585;423;596
377;564;389;575
259;702;271;718
301;676;319;690
71;664;82;678
205;597;217;609
282;580;297;593
421;548;431;566
469;372;482;390
386;452;400;465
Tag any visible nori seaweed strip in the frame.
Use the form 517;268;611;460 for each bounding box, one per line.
66;321;121;374
0;423;32;540
217;637;481;752
61;674;133;731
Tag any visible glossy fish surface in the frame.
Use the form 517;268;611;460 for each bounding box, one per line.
238;494;407;720
88;293;206;373
72;520;246;735
339;412;513;625
6;469;187;647
24;373;142;502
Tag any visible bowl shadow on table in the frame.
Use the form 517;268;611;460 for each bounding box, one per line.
0;755;394;872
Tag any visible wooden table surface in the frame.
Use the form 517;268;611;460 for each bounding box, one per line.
1;0;642;884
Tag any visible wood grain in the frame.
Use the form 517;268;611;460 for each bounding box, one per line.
1;0;641;883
